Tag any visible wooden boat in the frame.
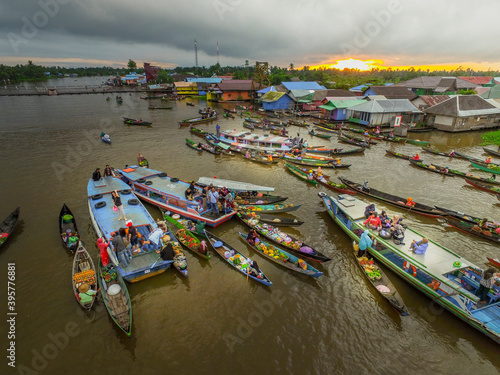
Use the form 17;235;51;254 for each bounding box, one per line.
352;241;409;315
236;203;300;214
314;174;355;195
313;124;342;134
179;115;217;126
243;122;269;131
186;102;195;106
403;138;430;146
244;117;260;124
487;257;500;268
432;165;500;185
236;213;331;263
243;153;279;165
238;232;322;277
465;179;500;195
344;133;379;145
237;212;304;227
305;147;365;155
185;138;203;153
0;207;20;250
72;244;98;310
148;106;173;110
483;148;500;158
309;130;331;139
137;155;149;168
408;126;433;133
408;159;455;177
87;176;173;282
234;195;288;205
204;135;236;156
339;178;445;218
161;226;188;277
381;135;407;143
444;216;500;245
98;259;132;336
421;147;458;158
223;112;235;119
116;96;123;104
319;192;500;343
285;157;350;169
284;162;318;185
122;117;152;126
190;126;208;138
270;129;289;137
101;135;111;144
285;154;334;164
288;120;309;127
338;135;371;148
163;215;210;260
385;150;420;161
471;161;500;175
200;143;222;155
160;209;208;239
59;203;79;252
204;230;273;286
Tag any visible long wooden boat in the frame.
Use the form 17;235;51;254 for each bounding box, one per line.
87;176;173;282
186;102;195;106
408;126;433;133
434;166;500;185
160;208;207;239
344;133;379;145
200;142;222;155
163;226;188;278
236;213;331;263
148;106;173;110
243;122;269;131
313;124;342;134
234;195;288;205
243;153;279;165
403;138;429;146
381;135;407;144
238;232;322;277
385;150;421;161
59;203;79;252
314;174;355;195
72;244;98;310
122;117;152;126
285;154;334;164
190;126;208;138
338;135;371;148
98;259;132;336
236;203;300;214
319;192;500;344
487;257;500;268
284;162;318;185
483;148;500;158
465;179;500;196
197;177;275;193
421;147;459;158
0;207;20;250
285;157;350;169
288;120;309;127
163;215;210;260
409;159;455;177
305;147;365;155
185;138;203;153
179;115;217;126
205;135;236;156
117;166;235;227
237;211;304;227
204;230;273;286
309;130;332;139
471;161;500;175
445;216;500;245
339;177;445;218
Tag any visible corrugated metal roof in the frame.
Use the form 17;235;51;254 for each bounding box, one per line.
349;99;422;113
281;81;326;91
364;86;417;100
217;80;255;91
186;77;222;83
459;76;493;85
328;99;367;109
395;76;477;90
260;91;287;102
425;95;500;117
413;95;450;107
257;86;276;94
349;84;371;92
174;81;197;87
288;89;314;100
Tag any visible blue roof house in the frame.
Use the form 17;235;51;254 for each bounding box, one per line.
260;92;293;110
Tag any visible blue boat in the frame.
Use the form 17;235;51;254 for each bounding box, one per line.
87;176;173;283
319;192;500;344
116;166;235;227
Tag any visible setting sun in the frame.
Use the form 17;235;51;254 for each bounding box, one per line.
310;58;384;71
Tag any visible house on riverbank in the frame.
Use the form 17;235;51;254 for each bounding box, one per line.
347;99;422;126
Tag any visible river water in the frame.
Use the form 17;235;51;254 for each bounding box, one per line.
0;81;499;375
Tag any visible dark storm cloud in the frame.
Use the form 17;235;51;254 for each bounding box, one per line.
1;0;500;67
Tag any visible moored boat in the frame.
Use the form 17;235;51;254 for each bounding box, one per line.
319;192;500;344
163;215;210;260
385;150;419;160
285;156;349;169
234;195;287;205
305;147;365;155
190;126;208;138
236;203;300;214
444;216;500;245
204;230;273;286
59;203;79;252
284;162;318;185
471;161;500;175
409;159;455;177
483;148;500;158
179;115;217;126
72;244;98;310
237;211;304;227
186;138;203;152
338;135;371;148
0;207;20;250
238;232;322;277
465;179;500;196
314;174;355;195
123;117;152;126
309;130;332;139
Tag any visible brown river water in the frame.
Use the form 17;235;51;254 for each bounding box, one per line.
0;77;499;375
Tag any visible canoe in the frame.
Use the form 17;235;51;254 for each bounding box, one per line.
238;232;322;277
72;244;98;310
186;102;195;106
314;174;355;195
234;195;288;205
243;122;269;131
204;230;273;286
284;162;318;185
164;227;189;278
186;138;203;153
244;153;279;165
288;120;309;127
309;130;332;139
385;150;421;161
471;161;500;175
421;147;458;158
465;179;500;195
487;257;500;268
163;214;210;259
236;213;331;263
305;147;365;155
343;133;379;145
137;156;149;168
59;203;79;252
160;209;207;239
381;136;407;143
444;216;500;245
236;203;300;214
98;259;133;336
409;159;455;177
483;148;500;158
351;242;409;315
237;212;304;227
313;124;342;134
339;177;445;218
285;154;334;164
407;126;433;132
179;115;217;126
338;135;371;148
148;106;173;110
403;138;429;146
285;157;350;169
0;207;20;250
434;206;499;229
200;143;222;155
205;135;236;156
190;126;208;138
122;117;152;126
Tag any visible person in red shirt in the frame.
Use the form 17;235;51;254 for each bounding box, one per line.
97;237;110;266
364;212;382;230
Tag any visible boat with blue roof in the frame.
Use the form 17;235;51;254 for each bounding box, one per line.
87;176;173;283
116;166;235;227
319;192;500;344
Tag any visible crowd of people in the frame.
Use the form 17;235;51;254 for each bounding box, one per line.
184;182;235;217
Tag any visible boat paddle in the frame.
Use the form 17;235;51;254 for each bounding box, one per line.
150;255;162;269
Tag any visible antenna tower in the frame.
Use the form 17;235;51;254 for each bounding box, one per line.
194;39;198;68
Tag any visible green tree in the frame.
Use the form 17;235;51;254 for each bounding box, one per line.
127;59;137;70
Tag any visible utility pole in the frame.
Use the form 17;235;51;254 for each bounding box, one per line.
194;39;198;68
217;41;219;66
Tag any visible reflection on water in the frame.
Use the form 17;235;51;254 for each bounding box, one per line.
0;88;499;374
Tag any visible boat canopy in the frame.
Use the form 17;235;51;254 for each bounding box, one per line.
197;177;275;192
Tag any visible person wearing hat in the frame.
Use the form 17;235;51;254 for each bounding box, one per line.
126;220;139;254
78;283;100;304
307;170;314;181
97;238;110;266
476;268;500;305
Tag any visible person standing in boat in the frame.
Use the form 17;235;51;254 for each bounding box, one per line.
357;230;373;258
216;123;221;137
476;268;500;305
111;231;129;267
103;165;113;177
208;187;219;216
97;237;110;266
92;167;102;181
111;190;127;221
126;220;139;254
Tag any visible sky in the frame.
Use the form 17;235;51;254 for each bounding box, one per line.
1;0;500;71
